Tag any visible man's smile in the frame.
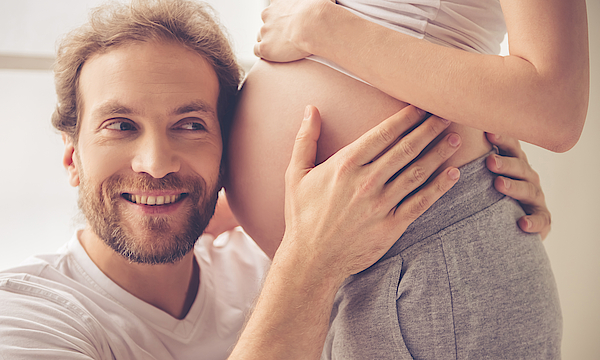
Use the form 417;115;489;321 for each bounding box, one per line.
122;193;188;206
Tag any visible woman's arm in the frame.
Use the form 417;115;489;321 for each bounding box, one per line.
255;0;589;152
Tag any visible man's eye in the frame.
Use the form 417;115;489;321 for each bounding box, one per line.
180;122;206;131
106;121;136;131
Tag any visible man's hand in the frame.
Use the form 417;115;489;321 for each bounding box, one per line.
254;0;333;62
485;133;552;240
281;104;461;282
229;105;461;360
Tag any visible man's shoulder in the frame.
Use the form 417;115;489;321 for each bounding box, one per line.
0;272;112;358
0;236;111;349
0;233;77;280
0;260;148;359
0;246;73;308
0;268;100;328
0;239;83;305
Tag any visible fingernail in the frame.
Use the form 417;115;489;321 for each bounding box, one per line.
448;133;461;147
441;118;451;125
448;168;460;180
416;107;426;117
503;177;511;189
494;156;502;169
304;106;311;120
524;218;531;229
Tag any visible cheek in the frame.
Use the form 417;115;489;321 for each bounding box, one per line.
78;143;132;184
185;145;223;183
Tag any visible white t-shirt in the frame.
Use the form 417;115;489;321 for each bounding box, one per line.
0;228;270;360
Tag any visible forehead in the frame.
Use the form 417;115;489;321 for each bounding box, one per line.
78;40;220;123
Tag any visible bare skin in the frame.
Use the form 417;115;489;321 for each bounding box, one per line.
255;0;589;151
212;133;552;241
230;105;463;360
227;59;482;257
57;38;461;359
228;0;584;256
64;41;222;319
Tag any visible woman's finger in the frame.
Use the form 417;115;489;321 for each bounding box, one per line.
494;176;543;205
486;154;540;185
518;212;552;240
486;132;526;160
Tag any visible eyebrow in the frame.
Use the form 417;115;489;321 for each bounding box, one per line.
92;102;134;119
173;99;217;119
91;99;217;119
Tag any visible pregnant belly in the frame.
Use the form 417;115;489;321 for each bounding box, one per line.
225;59;491;257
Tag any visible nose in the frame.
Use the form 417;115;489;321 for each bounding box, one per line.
131;131;181;178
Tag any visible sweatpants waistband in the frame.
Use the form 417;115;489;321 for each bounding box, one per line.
379;151;505;263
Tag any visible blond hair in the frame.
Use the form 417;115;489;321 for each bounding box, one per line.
52;0;242;144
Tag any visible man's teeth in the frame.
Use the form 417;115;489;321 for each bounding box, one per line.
126;194;182;205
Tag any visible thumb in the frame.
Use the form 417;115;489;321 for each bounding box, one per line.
286;105;322;183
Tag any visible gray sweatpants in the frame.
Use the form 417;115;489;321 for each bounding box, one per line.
322;153;562;360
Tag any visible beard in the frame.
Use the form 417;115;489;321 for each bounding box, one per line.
78;171;219;265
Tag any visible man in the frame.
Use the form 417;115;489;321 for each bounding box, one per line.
0;1;551;359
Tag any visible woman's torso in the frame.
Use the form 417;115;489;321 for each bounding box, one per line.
226;0;506;256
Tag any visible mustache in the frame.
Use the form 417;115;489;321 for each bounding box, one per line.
102;173;207;202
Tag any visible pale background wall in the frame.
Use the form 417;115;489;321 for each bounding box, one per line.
0;0;598;358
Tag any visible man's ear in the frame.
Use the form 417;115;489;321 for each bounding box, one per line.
62;133;80;187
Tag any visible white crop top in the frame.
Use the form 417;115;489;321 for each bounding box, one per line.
309;0;507;82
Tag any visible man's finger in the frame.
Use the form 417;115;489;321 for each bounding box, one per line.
285;105;321;183
370;114;452;182
384;132;461;203
393;167;460;224
340;106;430;167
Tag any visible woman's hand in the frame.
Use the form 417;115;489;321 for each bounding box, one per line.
485;133;552;240
254;0;334;62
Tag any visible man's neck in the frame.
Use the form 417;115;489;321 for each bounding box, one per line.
78;228;200;319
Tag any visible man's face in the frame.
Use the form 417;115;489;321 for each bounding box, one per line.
65;40;222;264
